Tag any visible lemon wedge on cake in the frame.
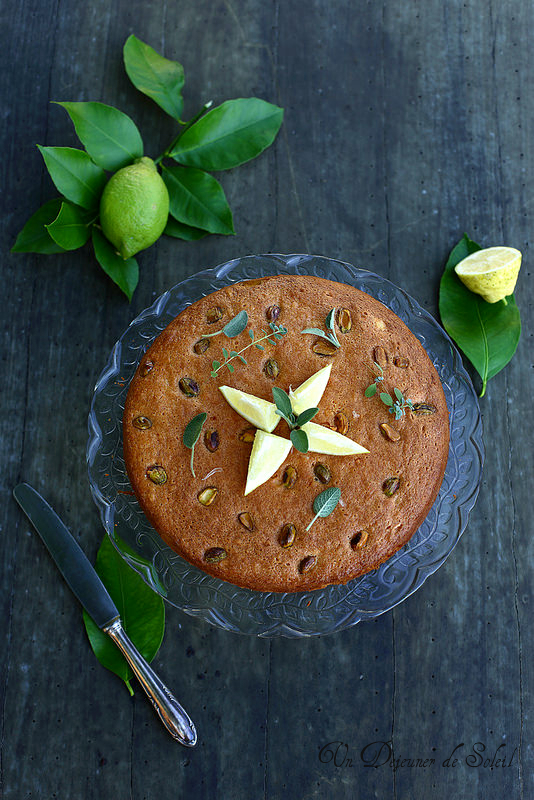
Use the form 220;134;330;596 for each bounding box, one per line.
302;422;369;456
454;246;521;303
245;430;292;495
218;386;279;432
289;364;332;414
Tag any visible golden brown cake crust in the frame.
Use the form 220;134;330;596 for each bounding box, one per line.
123;274;449;592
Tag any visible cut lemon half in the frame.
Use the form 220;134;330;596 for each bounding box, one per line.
219;386;279;433
289;364;332;414
245;430;292;495
454;246;521;303
302;421;369;456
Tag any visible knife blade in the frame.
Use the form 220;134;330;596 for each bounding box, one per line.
13;482;197;747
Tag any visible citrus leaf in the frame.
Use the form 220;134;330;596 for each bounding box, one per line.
92;227;139;300
123;34;185;121
439;234;522;396
223;310;248;337
290;428;309;453
56;101;143;171
37;145;107;209
164;216;208;241
46;201;93;249
162;164;234;235
169;98;283;170
11;198;66;254
82;534;164;695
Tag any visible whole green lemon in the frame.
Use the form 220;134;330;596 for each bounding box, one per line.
100;157;169;259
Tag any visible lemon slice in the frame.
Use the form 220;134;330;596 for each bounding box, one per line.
454;246;521;303
302;421;369;456
245;430;292;495
218;386;279;432
289;364;332;414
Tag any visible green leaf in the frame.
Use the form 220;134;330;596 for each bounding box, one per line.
223;310;249;337
46;201;93;249
226;362;234;373
325;309;336;332
183;411;207;476
11;198;66;254
364;384;377;398
380;392;393;406
123;34;185;121
296;407;319;427
169;97;283;170
83;534;165;695
92;227;139;300
162;164;234;235
306;487;341;531
37;146;107;209
301;326;327;337
56;101;143;171
164;216;208;241
183;411;207;449
393;387;404;402
439;235;522;396
290;428;309;453
272;386;293;419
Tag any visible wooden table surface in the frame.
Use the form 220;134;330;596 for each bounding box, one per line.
2;2;532;798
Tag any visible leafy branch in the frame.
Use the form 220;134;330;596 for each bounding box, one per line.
12;34;284;300
364;363;414;420
210;322;287;377
271;387;318;453
301;308;340;348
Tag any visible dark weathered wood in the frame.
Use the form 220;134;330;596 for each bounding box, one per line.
1;0;532;798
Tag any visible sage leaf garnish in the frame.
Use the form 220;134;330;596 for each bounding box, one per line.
82;534;165;696
271;387;318;453
306;487;342;531
439;234;522;397
13;35;283;300
295;407;319;427
183;411;208;476
290;428;309;453
202;310;249;339
302;308;341;348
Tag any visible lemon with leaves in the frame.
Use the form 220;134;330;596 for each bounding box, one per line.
454;246;521;303
100;157;169;259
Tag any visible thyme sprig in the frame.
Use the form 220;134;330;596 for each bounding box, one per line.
301;308;340;348
364;363;414;420
271;387;318;453
210;321;287;377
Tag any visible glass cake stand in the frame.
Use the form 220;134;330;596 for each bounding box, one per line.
87;254;484;638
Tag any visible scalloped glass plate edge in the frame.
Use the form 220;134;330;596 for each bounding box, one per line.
87;253;484;638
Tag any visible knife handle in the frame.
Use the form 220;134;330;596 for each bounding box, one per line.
104;618;197;747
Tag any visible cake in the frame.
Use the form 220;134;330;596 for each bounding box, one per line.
123;274;449;592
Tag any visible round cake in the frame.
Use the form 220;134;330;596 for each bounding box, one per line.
123;274;449;592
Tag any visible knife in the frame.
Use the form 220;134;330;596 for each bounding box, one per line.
13;482;197;747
